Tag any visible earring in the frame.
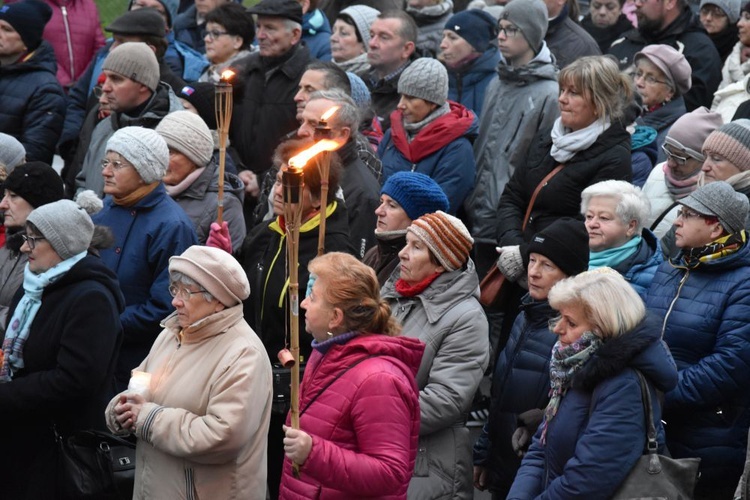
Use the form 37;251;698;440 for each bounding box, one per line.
326;331;334;338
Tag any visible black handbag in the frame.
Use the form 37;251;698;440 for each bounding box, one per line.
611;370;701;500
55;426;136;500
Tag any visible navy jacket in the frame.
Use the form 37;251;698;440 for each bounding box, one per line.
0;41;66;164
611;229;663;299
508;314;678;499
447;47;501;118
302;9;332;61
646;241;750;486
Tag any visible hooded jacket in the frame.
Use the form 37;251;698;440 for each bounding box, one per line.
545;11;601;69
447;47;501;118
278;334;424;499
382;260;490;500
106;305;272;500
609;228;663;299
609;6;722;111
646;241;750;487
468;45;560;241
379;101;478;214
0;40;66;164
302;9;332;61
0;254;125;498
173;4;205;53
508;314;679;499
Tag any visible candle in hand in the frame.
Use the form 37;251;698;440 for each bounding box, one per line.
128;370;152;399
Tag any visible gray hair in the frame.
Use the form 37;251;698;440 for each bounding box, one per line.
580;180;651;233
283;18;302;32
309;89;360;131
169;270;215;302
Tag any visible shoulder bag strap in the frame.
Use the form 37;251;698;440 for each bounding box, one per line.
300;355;378;417
633;369;659;456
522;165;564;231
649;201;679;232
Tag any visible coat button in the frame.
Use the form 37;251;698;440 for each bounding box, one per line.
115;247;122;254
130;210;136;216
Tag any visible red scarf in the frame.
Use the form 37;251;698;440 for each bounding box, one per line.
395;272;441;297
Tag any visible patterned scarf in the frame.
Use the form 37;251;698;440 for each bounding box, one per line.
682;231;746;268
541;331;603;444
662;162;701;200
0;251;87;382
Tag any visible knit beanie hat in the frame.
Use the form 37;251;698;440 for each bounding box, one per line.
407;211;474;271
0;133;25;172
27;200;94;260
702;119;750;172
106;8;166;37
339;5;380;48
526;217;589;277
106;127;169;184
381;172;449;221
0;0;52;51
102;42;160;93
680;181;749;234
500;0;548;54
634;44;692;97
4;162;64;209
444;9;498;53
346;72;372;110
700;0;741;24
665;106;723;161
178;83;217;129
397;58;449;106
169;245;250;306
156;111;214;167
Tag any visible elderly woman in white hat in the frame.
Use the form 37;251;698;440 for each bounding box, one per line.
106;245;272;500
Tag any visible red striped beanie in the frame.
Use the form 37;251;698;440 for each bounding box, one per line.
407;211;474;271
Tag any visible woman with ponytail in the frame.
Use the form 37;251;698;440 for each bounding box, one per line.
279;252;424;499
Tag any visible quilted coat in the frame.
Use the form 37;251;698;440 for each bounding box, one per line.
446;47;501;118
608;229;664;299
646;241;750;487
278;334;425;499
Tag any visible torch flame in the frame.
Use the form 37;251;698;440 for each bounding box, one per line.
288;139;340;168
220;69;236;82
320;106;340;122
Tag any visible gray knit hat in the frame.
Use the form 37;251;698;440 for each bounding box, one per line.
102;42;160;92
397;58;449;106
665;106;723;161
702;119;750;172
27;200;94;260
169;245;250;306
680;181;749;234
501;0;548;54
106;127;169;184
156;111;214;168
700;0;741;24
0;133;25;172
339;5;380;48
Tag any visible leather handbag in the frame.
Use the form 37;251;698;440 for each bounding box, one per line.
478;165;565;308
611;370;700;500
55;427;136;500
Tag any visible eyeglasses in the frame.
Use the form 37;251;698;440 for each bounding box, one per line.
21;234;46;250
100;158;132;171
699;5;727;17
93;86;104;98
497;25;521;38
205;29;230;40
661;144;691;165
168;284;207;300
676;208;706;220
634;70;669;86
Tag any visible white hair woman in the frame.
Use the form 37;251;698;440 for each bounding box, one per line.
581;180;663;298
509;269;677;498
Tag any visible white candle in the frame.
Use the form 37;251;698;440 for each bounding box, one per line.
128;370;152;399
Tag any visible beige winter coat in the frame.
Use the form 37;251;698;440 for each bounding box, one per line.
105;304;273;500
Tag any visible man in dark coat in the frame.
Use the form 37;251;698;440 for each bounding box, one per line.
609;0;722;111
0;1;65;165
543;0;602;68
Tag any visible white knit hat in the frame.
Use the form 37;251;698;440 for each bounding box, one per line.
156;111;214;167
339;5;380;48
106;127;169;184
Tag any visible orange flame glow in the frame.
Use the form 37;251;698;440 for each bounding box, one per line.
220;69;236;82
320;106;340;122
288;139;340;168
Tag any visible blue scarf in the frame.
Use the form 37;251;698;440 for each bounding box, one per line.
588;236;642;270
0;251;87;382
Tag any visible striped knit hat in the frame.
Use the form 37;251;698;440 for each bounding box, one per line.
702;120;750;172
407;211;474;271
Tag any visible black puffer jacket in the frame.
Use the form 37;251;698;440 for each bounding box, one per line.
0;41;66;164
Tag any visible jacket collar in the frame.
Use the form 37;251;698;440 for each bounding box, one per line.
162;303;245;344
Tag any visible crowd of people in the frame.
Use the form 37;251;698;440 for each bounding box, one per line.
3;0;750;497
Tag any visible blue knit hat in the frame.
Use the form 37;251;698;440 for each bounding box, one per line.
346;72;371;110
381;172;449;221
0;0;52;51
444;9;498;53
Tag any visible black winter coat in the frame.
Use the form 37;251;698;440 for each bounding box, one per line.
0;41;66;164
0;254;125;499
337;139;380;259
497;122;632;247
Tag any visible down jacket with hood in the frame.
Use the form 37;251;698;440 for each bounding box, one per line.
467;43;559;241
382;259;490;500
0;40;66;164
446;46;501;118
599;228;663;299
379;101;477;214
507;314;679;499
645;239;750;488
302;9;332;61
278;334;425;499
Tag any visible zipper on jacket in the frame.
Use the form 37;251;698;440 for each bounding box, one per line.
660;268;689;338
61;5;75;80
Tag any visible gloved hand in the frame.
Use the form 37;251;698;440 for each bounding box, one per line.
495;245;525;282
206;221;232;254
511;408;544;457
